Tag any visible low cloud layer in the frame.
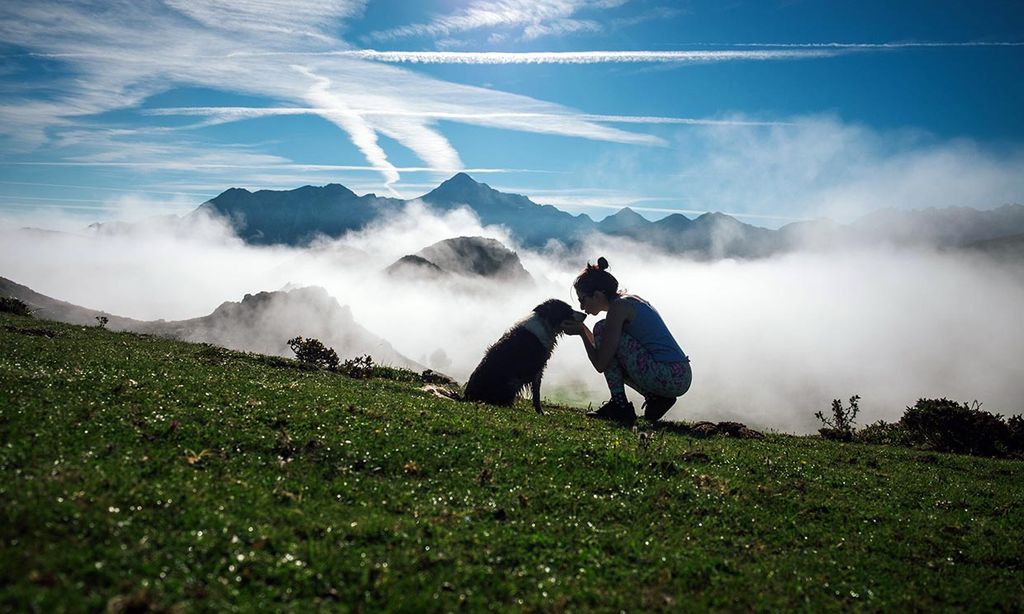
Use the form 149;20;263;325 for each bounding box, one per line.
2;201;1023;433
668;116;1024;224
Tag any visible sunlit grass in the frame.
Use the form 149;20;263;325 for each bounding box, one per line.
1;313;1021;611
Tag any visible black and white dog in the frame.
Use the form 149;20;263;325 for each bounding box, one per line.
464;299;586;414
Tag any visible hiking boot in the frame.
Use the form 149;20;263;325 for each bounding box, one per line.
586;398;636;426
642;395;677;422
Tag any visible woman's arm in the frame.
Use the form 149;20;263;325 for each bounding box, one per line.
562;300;631;373
590;300;629;372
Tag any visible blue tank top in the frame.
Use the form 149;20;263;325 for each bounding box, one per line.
621;295;688;363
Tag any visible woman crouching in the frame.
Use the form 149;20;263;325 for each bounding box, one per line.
561;257;691;426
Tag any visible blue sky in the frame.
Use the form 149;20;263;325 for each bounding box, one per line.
1;0;1023;228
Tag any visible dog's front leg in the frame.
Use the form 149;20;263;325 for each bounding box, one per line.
531;373;544;414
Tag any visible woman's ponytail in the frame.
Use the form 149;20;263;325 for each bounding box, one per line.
574;256;619;297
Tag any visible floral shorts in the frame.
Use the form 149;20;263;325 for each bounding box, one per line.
594;319;692;399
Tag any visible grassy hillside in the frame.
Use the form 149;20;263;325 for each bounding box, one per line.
1;312;1022;612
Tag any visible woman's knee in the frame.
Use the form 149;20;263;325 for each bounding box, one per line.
593;318;608;343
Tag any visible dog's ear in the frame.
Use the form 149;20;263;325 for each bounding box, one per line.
533;299;561;317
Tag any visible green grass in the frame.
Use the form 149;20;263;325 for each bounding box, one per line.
1;312;1022;612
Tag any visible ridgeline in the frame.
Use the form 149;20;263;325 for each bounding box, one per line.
1;312;1021;611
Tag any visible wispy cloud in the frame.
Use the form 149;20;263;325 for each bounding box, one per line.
3;0;1018;198
165;0;366;44
242;49;843;64
731;41;1024;48
145;106;789;128
5;161;551;174
365;0;628;43
0;1;664;186
290;64;403;190
0;179;210;198
671;115;1024;222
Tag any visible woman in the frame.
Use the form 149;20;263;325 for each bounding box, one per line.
561;257;691;425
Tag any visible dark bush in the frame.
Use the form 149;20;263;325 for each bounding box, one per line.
1007;415;1024;455
0;297;32;317
899;398;1017;457
340;354;375;379
815;395;860;441
286;336;339;370
856;420;914;447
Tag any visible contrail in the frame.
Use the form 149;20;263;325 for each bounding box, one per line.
0;180;210;197
225;42;1024;63
230;49;842;63
145;106;791;127
730;41;1024;48
5;161;562;173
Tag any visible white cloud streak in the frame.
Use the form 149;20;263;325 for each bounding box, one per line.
732;41;1024;48
0;180;210;198
165;0;365;43
0;0;664;185
365;0;628;43
291;64;402;190
258;49;843;64
5;161;553;173
145;106;789;127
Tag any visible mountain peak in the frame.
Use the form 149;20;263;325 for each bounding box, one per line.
414;236;531;281
695;211;742;225
609;207;647;221
445;172;479;186
420;173;542;214
425;172;491;199
291;183;357;198
598;206;651;233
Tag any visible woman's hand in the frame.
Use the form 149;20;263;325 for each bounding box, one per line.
561;320;587;336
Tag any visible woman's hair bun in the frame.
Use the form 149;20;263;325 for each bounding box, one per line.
596;256;609;270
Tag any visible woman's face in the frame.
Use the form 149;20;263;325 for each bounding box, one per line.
576;289;606;316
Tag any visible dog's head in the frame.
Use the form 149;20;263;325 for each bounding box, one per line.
533;298;585;329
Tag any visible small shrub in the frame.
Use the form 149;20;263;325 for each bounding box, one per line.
0;297;32;317
856;420;913;447
1008;415;1024;454
95;316;109;328
815;395;860;441
899;398;1014;457
340;354;375;379
286;336;339;370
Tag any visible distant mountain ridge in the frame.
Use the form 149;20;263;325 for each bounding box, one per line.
182;173;1024;259
192;183;404;245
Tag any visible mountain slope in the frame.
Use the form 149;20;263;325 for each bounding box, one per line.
421;173;597;247
140;286;420;369
195;184;404;245
597;206;651;235
849;204;1024;246
0;277;420;368
0;276;146;329
387;236;531;282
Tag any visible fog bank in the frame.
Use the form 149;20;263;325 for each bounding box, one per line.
2;204;1022;433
